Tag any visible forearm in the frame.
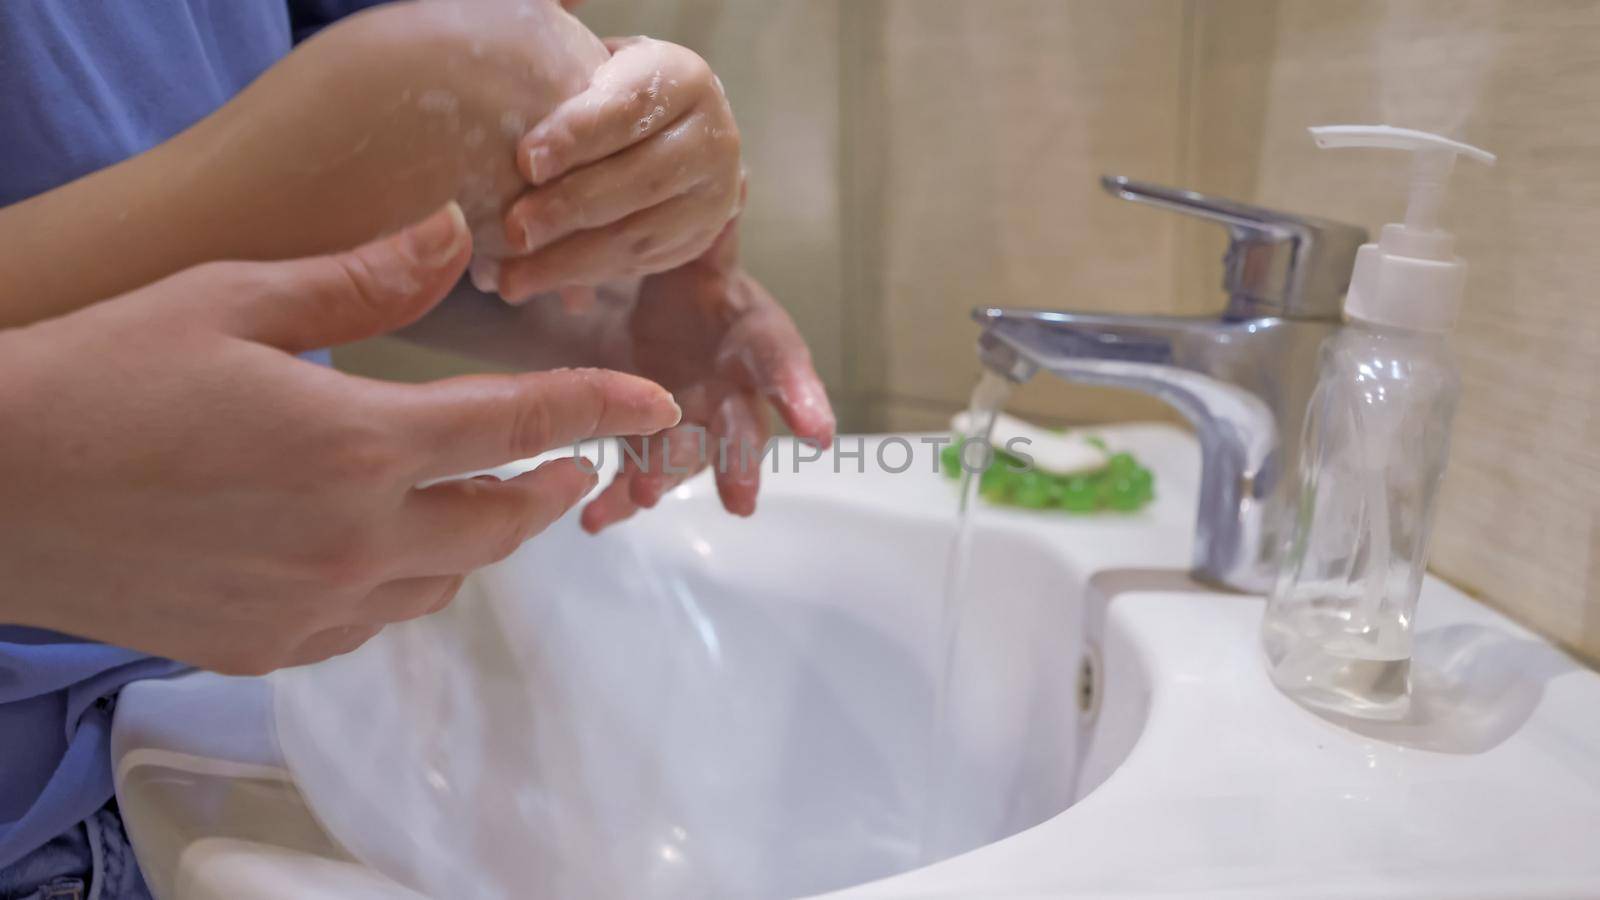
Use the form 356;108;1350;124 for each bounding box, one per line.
0;129;212;326
0;13;442;326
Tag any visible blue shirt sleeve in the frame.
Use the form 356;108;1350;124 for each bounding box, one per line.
287;0;396;43
0;1;294;206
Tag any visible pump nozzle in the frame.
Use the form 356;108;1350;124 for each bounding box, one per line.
1310;125;1495;163
1310;126;1495;233
1308;125;1495;332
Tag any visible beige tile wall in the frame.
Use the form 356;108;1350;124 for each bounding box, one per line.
1180;0;1600;663
844;0;1198;429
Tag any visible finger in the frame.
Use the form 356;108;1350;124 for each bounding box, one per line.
518;38;709;186
468;255;501;295
360;575;465;624
764;358;837;448
580;472;642;534
397;367;680;479
580;437;647;533
718;278;837;447
698;208;743;274
498;193;731;303
289;624;383;669
627;422;711;510
394;458;599;574
710;391;769;517
214;203;471;353
506;114;723;253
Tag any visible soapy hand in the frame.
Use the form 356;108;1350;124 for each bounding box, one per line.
580;223;835;532
489;36;744;304
0;205;680;675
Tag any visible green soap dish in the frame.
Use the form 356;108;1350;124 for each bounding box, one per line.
939;436;1155;514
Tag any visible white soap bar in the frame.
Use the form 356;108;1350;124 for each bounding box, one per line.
950;411;1110;475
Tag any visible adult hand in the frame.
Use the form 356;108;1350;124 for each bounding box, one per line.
489;36;744;304
0;205;679;675
580;223;834;532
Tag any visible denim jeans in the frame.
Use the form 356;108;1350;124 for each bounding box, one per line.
0;803;151;900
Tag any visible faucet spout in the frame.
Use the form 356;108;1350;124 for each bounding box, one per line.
975;306;1336;593
967;178;1363;592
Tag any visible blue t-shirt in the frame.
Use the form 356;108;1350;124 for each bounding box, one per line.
0;0;386;869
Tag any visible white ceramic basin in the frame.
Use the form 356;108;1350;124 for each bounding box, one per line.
111;427;1600;899
274;493;1115;900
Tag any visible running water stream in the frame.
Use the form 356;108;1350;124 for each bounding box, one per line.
919;371;1014;863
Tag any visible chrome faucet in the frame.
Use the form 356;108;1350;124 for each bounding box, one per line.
975;177;1367;593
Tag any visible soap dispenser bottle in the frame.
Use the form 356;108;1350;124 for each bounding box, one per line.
1262;125;1495;721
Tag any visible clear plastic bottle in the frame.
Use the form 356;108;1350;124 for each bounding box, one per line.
1262;322;1459;719
1263;125;1494;720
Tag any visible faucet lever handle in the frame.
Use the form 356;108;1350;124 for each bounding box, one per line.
1103;176;1367;321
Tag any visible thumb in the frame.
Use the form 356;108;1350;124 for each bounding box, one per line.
217;203;471;353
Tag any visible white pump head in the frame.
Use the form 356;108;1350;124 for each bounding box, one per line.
1309;125;1495;332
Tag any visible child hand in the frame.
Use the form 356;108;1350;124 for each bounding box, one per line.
489;37;745;304
580;222;835;531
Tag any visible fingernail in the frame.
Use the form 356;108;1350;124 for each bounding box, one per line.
518;217;545;254
415;201;468;269
526;147;553;185
661;398;683;429
518;203;567;252
468;256;500;293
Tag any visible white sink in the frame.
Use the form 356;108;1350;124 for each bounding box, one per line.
111;427;1600;899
